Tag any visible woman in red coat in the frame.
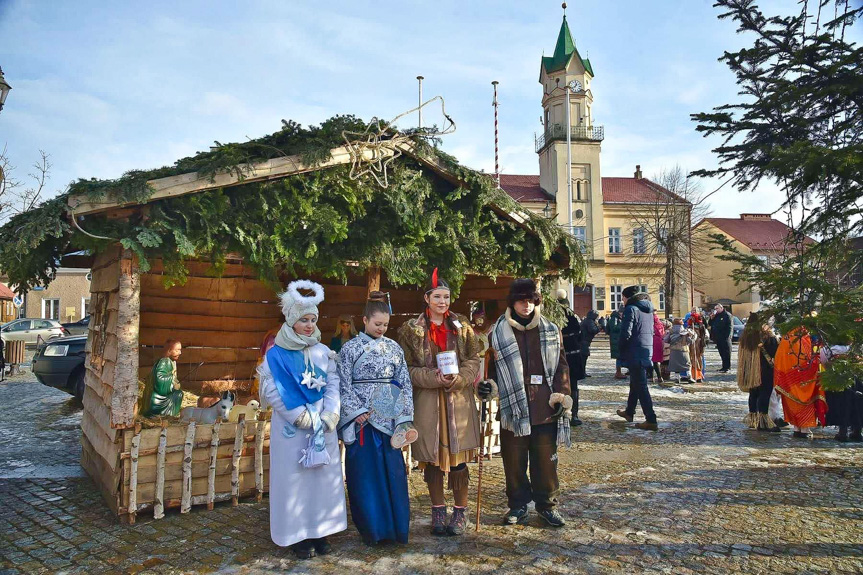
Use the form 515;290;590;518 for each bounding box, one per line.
651;313;665;383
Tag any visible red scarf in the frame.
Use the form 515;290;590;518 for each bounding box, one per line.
427;309;454;351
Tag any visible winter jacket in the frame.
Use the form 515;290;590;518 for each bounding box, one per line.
711;310;733;343
580;310;601;357
607;311;623;359
396;312;481;464
665;325;697;373
487;310;571;426
618;294;655;368
560;309;586;381
652;314;665;363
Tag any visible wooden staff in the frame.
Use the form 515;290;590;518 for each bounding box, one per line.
475;398;487;532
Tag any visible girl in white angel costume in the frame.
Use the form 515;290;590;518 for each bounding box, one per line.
257;280;346;559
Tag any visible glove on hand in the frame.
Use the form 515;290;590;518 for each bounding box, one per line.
477;379;497;399
320;411;340;433
294;410;313;429
548;393;574;419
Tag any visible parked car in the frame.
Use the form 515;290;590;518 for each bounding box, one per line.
32;335;87;402
732;315;744;343
61;316;90;336
0;318;67;345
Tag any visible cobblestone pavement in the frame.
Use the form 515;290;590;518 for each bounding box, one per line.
1;339;862;574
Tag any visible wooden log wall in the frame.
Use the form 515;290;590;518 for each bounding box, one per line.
80;245;128;514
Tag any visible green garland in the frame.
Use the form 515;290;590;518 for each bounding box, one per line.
0;116;586;295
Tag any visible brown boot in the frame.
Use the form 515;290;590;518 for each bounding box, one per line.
614;369;627;380
616;409;633;422
634;421;658;431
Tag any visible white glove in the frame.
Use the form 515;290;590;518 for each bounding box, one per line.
294;410;313;429
320;411;340;433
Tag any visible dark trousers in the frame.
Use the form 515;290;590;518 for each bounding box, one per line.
625;365;657;423
499;423;559;512
716;339;732;371
572;378;579;418
747;378;773;414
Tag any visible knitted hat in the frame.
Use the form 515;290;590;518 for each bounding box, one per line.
280;280;325;326
425;267;451;294
622;285;640;299
508;278;542;307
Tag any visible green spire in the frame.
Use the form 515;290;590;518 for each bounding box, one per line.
541;15;594;77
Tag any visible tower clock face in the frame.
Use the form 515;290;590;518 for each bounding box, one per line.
569;80;583;93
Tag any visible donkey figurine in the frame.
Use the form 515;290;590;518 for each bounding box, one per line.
180;390;235;424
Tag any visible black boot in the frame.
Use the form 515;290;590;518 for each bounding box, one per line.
849;427;863;442
312;537;332;555
570;414;583;426
291;539;316;560
835;426;849;443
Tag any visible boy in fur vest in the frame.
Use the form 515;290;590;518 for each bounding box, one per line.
480;279;572;528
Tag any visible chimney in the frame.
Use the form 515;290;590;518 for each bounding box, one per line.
634;165;642;179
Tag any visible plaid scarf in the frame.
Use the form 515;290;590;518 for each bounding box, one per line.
490;310;571;447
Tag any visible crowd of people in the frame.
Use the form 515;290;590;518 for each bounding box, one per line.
251;274;860;560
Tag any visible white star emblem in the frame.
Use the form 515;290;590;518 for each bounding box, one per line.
301;370;327;391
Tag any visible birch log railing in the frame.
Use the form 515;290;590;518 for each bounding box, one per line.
119;417;270;522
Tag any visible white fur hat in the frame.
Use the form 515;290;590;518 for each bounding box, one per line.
280;280;325;326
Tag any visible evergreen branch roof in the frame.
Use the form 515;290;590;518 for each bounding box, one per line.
0;115;587;292
541;16;594;76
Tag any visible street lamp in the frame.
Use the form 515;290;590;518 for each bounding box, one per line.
543;201;553;219
0;67;11;113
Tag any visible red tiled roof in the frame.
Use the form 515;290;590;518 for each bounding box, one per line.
0;283;14;300
498;174;552;202
702;217;814;250
498;174;685;204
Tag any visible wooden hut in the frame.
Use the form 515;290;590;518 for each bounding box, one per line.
0;119;583;523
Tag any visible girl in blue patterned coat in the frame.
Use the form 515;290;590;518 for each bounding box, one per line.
338;291;416;545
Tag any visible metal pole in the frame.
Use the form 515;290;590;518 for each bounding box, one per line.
565;85;574;305
417;76;424;129
492;81;500;188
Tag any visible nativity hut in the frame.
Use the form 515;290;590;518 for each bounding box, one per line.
0;115;585;523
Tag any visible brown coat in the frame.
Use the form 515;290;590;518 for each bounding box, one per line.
488;309;571;426
396;312;482;464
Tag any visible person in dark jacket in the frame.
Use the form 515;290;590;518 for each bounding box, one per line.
482;279;572;528
556;290;584;427
0;337;5;382
580;310;601;379
615;286;658;430
606;309;626;379
711;304;733;372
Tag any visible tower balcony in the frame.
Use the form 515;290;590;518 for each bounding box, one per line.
535;124;605;153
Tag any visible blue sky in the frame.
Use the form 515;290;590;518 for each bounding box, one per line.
1;0;849;219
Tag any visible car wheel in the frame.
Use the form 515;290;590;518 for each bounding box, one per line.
70;369;85;403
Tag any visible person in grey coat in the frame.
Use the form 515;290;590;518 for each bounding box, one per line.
664;319;697;384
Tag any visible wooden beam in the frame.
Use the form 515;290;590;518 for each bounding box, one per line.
68;146;393;217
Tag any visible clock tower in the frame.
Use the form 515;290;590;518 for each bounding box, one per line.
537;6;604;264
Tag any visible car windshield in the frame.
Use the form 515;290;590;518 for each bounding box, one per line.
733;316;743;325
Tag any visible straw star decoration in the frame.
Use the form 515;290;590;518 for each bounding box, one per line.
343;117;403;188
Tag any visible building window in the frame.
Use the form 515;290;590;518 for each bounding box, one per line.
82;297;91;318
610;285;623;310
658;228;668;254
572;226;588;252
42;298;60;320
757;255;770;266
608;228;622;254
638;284;648;294
659;285;665;311
597;300;605;311
633;228;646;254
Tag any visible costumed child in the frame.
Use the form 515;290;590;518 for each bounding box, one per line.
256;280;346;559
664;319;697;384
774;327;826;438
338;291;416;545
396;268;482;537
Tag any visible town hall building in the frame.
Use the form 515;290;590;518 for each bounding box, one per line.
499;12;693;317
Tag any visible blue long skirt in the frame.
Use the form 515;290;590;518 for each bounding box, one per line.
345;425;410;544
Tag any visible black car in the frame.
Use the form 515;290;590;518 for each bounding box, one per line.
61;316;90;336
32;335;87;402
732;315;744;343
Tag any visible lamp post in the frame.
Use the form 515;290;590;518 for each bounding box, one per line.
0;68;11;113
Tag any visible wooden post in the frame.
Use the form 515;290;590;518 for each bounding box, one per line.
181;421;196;514
207;419;221;510
254;421;265;502
154;420;169;519
111;249;141;428
231;414;246;506
367;265;381;296
128;423;142;524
